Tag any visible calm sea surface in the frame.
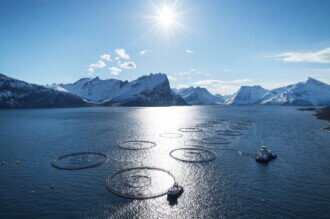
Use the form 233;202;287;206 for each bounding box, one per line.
0;106;329;218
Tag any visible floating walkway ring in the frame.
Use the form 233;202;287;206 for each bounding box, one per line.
159;133;183;138
202;137;231;144
207;119;228;124
195;123;214;128
170;148;216;163
179;128;203;133
118;140;156;150
52;152;107;170
215;129;243;136
106;167;175;199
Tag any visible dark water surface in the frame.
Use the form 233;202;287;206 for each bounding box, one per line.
0;106;329;218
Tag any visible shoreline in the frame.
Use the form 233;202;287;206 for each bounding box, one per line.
314;107;330;131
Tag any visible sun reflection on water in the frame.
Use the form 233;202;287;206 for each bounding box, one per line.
133;106;199;178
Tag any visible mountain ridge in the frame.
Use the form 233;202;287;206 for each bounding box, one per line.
49;73;187;106
1;73;330;108
174;86;224;105
0;73;88;108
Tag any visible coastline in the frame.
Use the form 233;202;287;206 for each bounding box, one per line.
314;107;330;131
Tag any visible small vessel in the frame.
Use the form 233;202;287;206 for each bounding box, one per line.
255;146;277;163
167;183;184;201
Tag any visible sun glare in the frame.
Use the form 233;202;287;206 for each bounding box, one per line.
157;7;175;27
146;0;187;39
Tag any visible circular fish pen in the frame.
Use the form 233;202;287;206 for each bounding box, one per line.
170;148;216;163
207;119;228;124
52;152;107;170
159;133;183;138
179;128;203;133
215;129;243;136
106;167;175;199
195;123;214;128
118;140;156;150
202;137;231;144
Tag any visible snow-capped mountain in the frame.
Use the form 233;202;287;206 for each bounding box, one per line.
3;73;329;108
51;73;187;106
258;77;330;106
226;85;269;105
175;86;224;105
0;73;88;108
102;73;187;106
53;77;128;102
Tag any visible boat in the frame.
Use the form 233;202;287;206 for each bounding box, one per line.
255;146;277;163
167;183;184;201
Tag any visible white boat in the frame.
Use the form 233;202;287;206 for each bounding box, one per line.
255;146;277;163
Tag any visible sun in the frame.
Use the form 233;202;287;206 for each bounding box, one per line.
146;1;188;39
157;6;175;27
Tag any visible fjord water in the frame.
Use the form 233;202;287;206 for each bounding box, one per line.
0;106;329;218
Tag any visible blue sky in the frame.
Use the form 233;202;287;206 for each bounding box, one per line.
1;0;330;94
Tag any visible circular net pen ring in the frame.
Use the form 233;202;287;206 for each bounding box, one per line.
207;119;228;124
118;140;156;150
105;167;176;199
52;152;108;170
170;147;216;163
179;128;203;133
195;123;214;128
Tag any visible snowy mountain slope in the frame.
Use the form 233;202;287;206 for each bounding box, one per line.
46;84;69;92
0;73;88;108
102;73;187;106
259;77;330;106
226;85;269;105
53;77;128;102
175;86;224;105
51;73;186;106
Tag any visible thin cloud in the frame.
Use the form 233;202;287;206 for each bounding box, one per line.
114;48;130;60
186;49;194;54
87;60;106;75
109;67;122;75
175;84;190;89
140;49;152;56
176;68;207;76
87;67;94;76
119;61;137;69
178;72;190;75
89;60;106;69
194;79;253;95
274;47;330;64
100;54;111;61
